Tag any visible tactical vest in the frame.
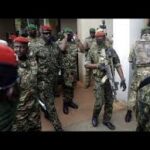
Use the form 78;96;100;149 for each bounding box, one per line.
134;41;150;65
92;47;109;82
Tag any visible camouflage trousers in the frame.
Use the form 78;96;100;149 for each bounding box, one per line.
84;68;93;88
12;98;41;132
128;67;150;110
38;78;62;131
62;70;76;104
93;79;113;122
136;101;150;131
0;100;18;131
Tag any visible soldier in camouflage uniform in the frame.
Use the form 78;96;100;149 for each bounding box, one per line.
33;25;63;131
12;36;41;131
0;44;19;131
85;30;126;130
83;28;96;88
59;27;84;114
136;76;150;131
27;24;40;47
125;27;150;123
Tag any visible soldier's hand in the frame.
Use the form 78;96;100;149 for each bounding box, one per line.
125;110;132;122
120;79;126;91
74;34;80;42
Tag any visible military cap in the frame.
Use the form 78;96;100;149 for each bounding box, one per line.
27;24;37;30
89;28;95;33
14;36;29;44
95;30;106;37
63;27;73;34
41;25;52;31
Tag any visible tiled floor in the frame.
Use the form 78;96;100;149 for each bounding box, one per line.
41;81;137;131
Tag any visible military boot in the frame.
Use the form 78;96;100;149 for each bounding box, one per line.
92;116;98;127
55;127;64;132
63;103;69;114
103;121;116;130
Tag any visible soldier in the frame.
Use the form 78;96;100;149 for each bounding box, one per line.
34;25;63;131
58;27;84;114
125;27;150;123
85;30;126;130
12;36;41;131
84;28;96;88
136;76;150;131
27;24;40;44
0;44;19;131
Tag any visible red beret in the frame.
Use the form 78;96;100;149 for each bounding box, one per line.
14;36;29;43
41;25;52;31
0;45;18;66
9;35;17;41
95;31;106;37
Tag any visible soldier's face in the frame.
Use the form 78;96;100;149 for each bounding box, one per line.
90;32;95;38
13;42;28;58
28;30;37;38
42;31;52;43
96;36;105;45
67;33;73;41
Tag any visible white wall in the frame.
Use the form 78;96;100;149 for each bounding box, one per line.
113;19;130;101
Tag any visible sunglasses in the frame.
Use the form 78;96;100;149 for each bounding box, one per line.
42;32;51;35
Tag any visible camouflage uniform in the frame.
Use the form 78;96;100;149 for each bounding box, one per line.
84;36;96;88
12;54;41;131
128;40;150;110
61;40;78;104
0;83;19;131
85;44;121;122
34;38;62;131
136;77;150;131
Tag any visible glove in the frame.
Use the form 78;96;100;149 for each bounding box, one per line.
125;110;132;122
98;63;107;71
120;79;126;91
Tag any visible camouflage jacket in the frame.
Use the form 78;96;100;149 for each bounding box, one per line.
137;82;150;106
129;40;150;68
61;41;78;74
16;57;38;112
31;38;62;78
85;44;121;82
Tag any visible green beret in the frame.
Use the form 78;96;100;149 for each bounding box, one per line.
89;28;95;33
27;24;37;30
141;27;150;35
63;27;73;34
